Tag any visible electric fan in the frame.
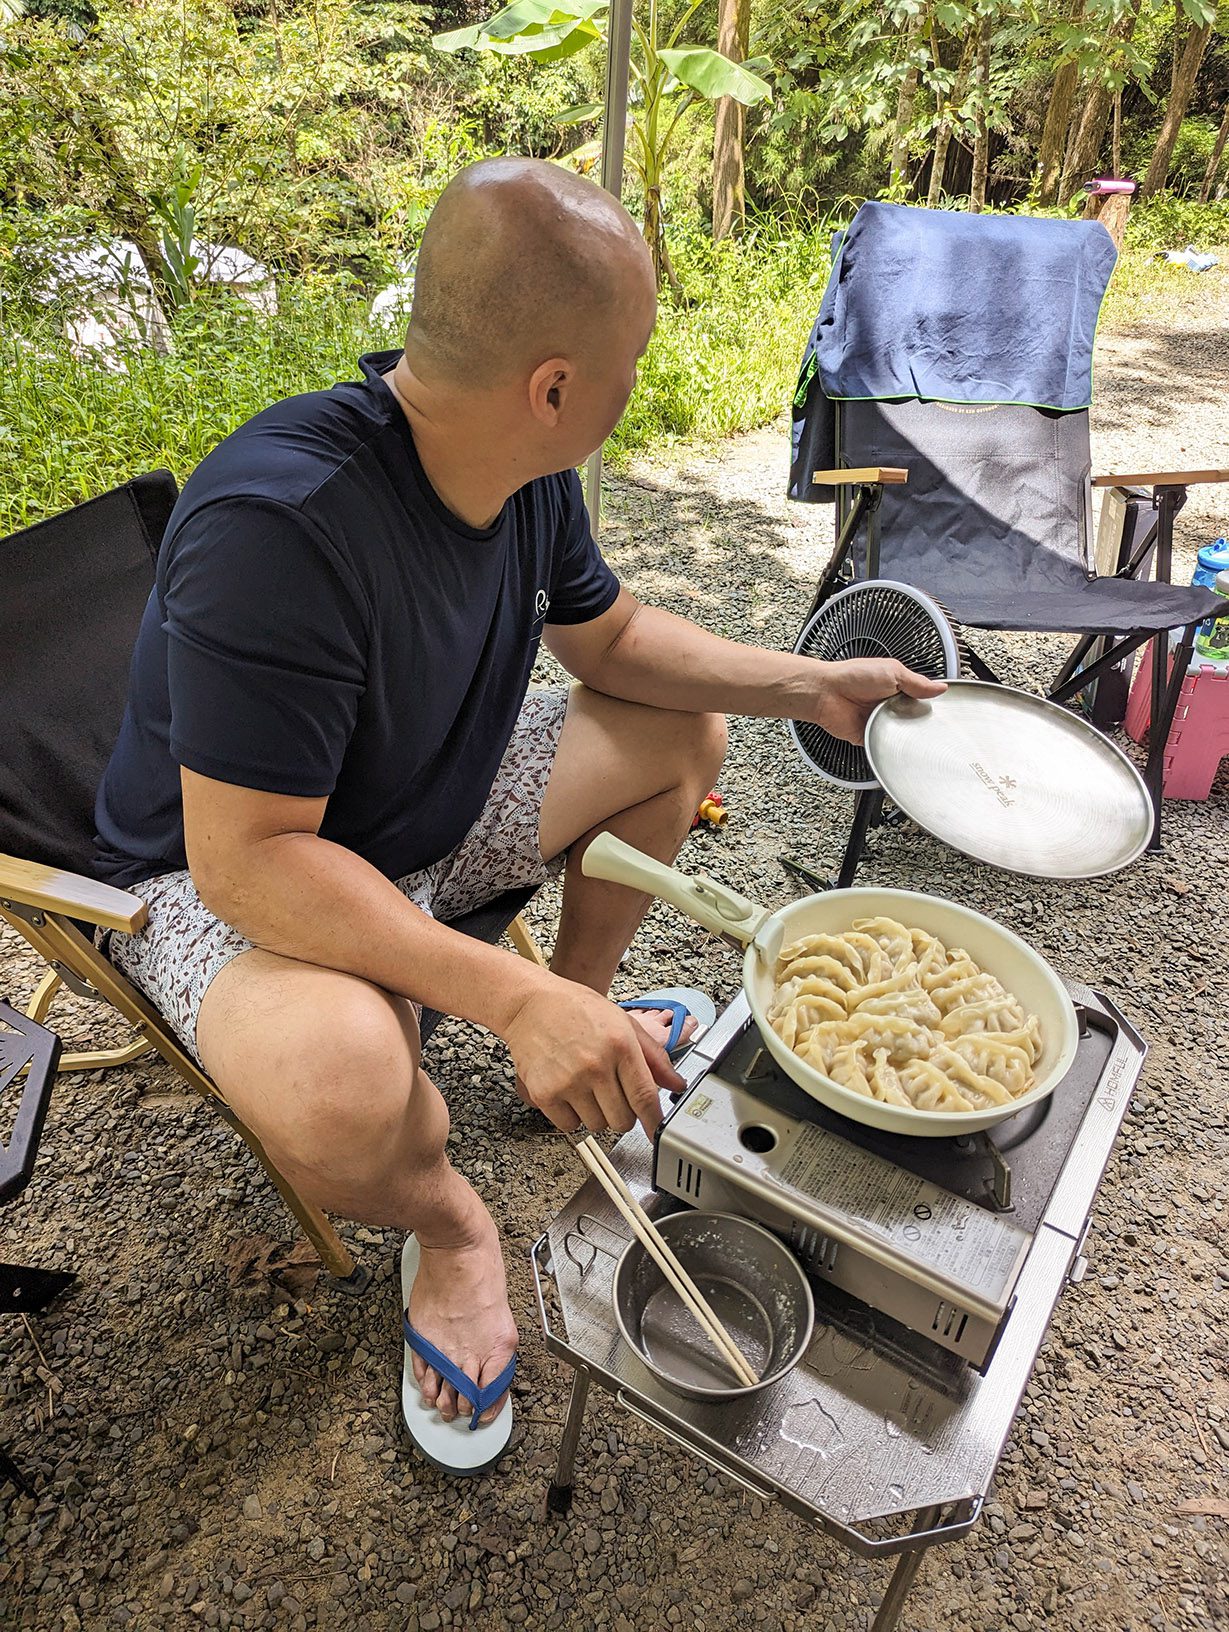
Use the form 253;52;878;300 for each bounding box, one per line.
787;580;963;788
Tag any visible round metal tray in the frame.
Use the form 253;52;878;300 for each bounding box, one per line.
865;680;1153;879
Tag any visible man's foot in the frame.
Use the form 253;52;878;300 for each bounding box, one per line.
625;1006;698;1053
406;1217;518;1426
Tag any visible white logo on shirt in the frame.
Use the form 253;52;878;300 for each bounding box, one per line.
534;589;550;624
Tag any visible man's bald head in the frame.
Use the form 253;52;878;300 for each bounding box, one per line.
406;158;654;388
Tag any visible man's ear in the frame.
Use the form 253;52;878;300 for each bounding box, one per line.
528;357;571;426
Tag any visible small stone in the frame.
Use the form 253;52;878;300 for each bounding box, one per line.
397;1584;415;1605
242;1496;262;1521
307;1537;326;1561
732;1580;755;1603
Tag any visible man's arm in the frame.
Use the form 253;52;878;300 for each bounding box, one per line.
182;769;679;1135
543;588;944;742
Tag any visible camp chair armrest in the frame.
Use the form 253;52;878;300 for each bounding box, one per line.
0;853;147;934
812;466;909;486
1092;469;1229;489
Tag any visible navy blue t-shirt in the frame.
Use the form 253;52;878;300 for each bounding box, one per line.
94;351;621;889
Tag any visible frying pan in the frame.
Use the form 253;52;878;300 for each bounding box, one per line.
582;834;1080;1138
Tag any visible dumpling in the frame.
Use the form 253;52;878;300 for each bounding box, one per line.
898;1059;975;1112
994;1016;1043;1065
771;973;848;1024
919;950;980;998
939;991;1027;1037
776;951;863;993
945;1033;1034;1096
847;970;942;1028
828;1042;875;1099
777;935;867;986
831;1012;936;1064
852;916;915;972
928;1045;1017;1107
769;918;1043;1115
867;1047;913;1107
769;993;845;1049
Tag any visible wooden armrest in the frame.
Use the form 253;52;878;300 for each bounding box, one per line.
812;466;909;486
1093;469;1229;489
0;852;148;934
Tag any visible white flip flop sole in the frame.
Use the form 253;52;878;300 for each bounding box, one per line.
400;1235;514;1477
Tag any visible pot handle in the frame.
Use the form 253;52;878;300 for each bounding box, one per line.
581;833;768;945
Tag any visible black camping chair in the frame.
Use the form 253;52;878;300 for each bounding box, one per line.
789;204;1225;879
2;1003;76;1500
0;473;547;1289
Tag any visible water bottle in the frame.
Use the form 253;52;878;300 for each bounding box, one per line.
1195;569;1229;660
1193;537;1229;592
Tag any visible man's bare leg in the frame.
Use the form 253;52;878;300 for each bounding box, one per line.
538;685;728;1027
196;952;515;1425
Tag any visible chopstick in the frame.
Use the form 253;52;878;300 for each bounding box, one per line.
571;1134;760;1388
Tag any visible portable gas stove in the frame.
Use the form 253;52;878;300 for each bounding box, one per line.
533;979;1145;1632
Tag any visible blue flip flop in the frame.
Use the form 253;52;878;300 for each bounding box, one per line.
619;986;717;1060
400;1235;517;1477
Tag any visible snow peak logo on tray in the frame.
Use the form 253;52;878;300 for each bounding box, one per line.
971;762;1017;808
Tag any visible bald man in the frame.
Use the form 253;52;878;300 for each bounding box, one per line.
95;158;942;1473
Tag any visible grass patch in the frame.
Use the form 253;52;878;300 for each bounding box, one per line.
1;199;1219;532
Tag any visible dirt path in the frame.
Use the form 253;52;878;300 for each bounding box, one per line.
3;263;1227;1632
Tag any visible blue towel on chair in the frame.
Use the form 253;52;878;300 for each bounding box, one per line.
789;202;1117;502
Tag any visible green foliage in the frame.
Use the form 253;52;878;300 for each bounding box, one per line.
0;281;401;531
0;227;834;529
608;223;829;457
430;0;771;286
1122;192;1229;250
1123;116;1224;196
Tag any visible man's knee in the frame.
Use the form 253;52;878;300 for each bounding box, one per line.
690;710;728;780
212;976;429;1184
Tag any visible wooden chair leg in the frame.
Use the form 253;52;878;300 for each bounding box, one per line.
23;966;155;1074
3;907;359;1284
507;911;548;967
208;1098;359;1284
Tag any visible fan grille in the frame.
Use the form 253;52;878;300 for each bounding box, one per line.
788;581;961;788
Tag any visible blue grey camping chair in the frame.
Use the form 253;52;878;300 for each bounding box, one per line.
788;202;1225;875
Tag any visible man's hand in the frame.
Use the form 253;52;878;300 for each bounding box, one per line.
802;659;946;746
504;978;682;1139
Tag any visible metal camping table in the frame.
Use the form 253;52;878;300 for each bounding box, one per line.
531;991;1145;1632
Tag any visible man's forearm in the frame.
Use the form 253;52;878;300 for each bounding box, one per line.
578;602;823;719
193;830;553;1037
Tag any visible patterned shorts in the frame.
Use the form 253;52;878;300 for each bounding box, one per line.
102;686;570;1066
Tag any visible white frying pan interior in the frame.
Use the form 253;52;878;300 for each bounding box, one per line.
582;835;1079;1138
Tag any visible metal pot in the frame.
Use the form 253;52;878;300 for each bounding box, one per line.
581;832;1079;1138
612;1210;814;1403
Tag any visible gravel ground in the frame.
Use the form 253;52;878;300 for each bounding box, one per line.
3;264;1227;1632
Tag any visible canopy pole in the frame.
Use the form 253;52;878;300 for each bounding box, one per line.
583;0;634;533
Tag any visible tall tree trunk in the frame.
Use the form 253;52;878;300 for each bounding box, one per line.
969;12;991;212
927;32;973;208
82;105;176;314
1140;21;1213;196
1199;102;1229;202
890;10;925;193
1036;0;1085;206
1061;0;1141;202
712;0;750;240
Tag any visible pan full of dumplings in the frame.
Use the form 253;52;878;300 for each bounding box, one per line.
582;833;1080;1137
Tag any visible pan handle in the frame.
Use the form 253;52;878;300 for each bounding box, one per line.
581;834;768;946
